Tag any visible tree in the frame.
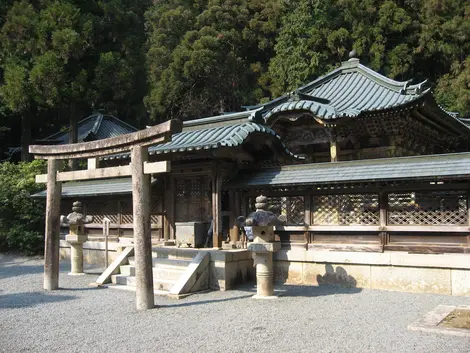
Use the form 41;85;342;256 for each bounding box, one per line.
267;0;417;96
145;0;282;121
0;0;151;162
0;1;38;161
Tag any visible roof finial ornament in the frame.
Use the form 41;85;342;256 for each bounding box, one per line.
349;49;357;60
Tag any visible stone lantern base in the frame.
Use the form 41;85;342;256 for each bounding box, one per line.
65;234;88;276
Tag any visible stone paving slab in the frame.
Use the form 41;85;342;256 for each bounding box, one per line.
408;305;470;337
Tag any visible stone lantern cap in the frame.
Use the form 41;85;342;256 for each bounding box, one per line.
237;195;286;227
61;201;93;226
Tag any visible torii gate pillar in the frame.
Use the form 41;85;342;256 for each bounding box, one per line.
131;145;154;309
44;159;62;290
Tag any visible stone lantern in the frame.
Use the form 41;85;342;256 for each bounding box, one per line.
61;201;93;275
238;195;286;299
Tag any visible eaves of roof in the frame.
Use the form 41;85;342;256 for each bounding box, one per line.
102;122;303;161
31;177;159;198
227;152;470;188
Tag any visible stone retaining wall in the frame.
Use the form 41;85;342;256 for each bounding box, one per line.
274;250;470;296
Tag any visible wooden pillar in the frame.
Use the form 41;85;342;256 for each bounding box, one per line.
379;191;388;250
304;194;311;246
131;146;154;310
467;189;470;245
327;127;338;162
212;168;222;249
163;176;174;242
44;158;62;290
229;190;240;244
87;158;98;170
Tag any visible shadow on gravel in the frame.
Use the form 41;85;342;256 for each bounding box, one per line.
0;291;77;309
160;294;254;308
277;284;362;297
0;264;44;280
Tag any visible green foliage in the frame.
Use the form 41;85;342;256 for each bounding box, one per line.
267;0;418;96
144;0;282;121
0;160;46;255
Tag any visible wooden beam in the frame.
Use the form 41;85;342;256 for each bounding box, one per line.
131;145;154;310
35;161;170;183
212;165;222;249
229;190;240;244
379;191;388;248
87;158;98;170
163;176;174;242
143;161;170;175
29;119;182;160
44;159;62;290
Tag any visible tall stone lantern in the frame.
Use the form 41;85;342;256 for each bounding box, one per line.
238;195;286;299
61;201;93;275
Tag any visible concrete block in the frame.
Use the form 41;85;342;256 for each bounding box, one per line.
303;263;370;288
391;252;470;270
210;260;227;291
96;246;133;285
312;251;390;266
170;251;210;295
451;269;470;296
274;249;307;262
209;251;232;262
371;266;451;295
274;261;302;284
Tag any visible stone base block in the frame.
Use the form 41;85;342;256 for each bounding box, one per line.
371;266;451;295
451;270;470;296
252;294;279;300
302;263;370;288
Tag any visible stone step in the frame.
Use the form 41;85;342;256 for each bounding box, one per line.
106;284;169;296
111;275;176;291
127;256;191;269
119;264;185;281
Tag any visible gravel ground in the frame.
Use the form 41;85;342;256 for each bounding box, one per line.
1;254;470;353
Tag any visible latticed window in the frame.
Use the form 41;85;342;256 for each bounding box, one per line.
120;201;133;224
312;193;379;225
175;177;211;222
85;201;119;224
248;196;305;225
388;191;467;225
120;198;163;225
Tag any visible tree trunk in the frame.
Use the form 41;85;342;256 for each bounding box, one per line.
68;104;78;170
21;111;32;162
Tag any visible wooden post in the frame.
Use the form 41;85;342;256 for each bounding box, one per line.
87;158;98;170
229;190;240;245
467;189;470;245
44;158;62;290
212;169;222;249
163;176;174;242
304;194;311;245
379;191;388;250
327;127;338;162
131;146;154;310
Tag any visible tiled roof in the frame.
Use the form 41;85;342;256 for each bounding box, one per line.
228;152;470;188
40;113;137;144
104;122;303;160
263;58;432;122
31;178;134;198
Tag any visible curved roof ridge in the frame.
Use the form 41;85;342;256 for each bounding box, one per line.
355;62;429;94
103;121;304;161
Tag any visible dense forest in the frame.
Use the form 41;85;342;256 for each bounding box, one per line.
0;0;469;254
0;0;469;161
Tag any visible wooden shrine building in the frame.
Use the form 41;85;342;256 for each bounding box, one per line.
34;55;470;296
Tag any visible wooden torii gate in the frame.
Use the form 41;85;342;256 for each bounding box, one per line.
30;119;182;310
